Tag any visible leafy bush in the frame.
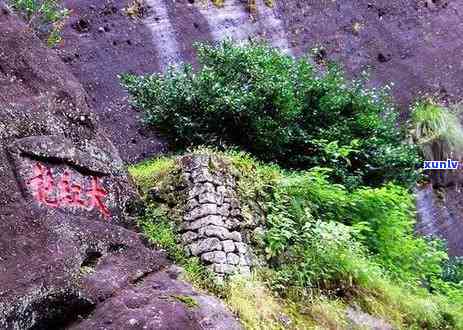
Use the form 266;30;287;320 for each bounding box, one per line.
264;169;449;286
8;0;69;47
261;167;463;328
121;41;420;188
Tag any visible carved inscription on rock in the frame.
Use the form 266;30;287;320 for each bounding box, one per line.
26;162;110;218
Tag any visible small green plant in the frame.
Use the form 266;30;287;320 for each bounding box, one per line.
171;295;199;308
8;0;69;47
264;0;274;7
128;156;175;193
130;150;463;329
411;100;463;161
125;0;147;19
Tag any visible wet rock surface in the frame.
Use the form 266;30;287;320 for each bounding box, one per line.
416;183;463;255
0;6;241;329
59;0;167;164
347;307;392;330
69;266;242;330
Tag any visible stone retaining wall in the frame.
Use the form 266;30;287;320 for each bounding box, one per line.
178;154;254;280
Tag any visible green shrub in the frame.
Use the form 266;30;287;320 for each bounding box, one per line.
261;167;462;328
8;0;69;47
121;41;420;188
264;168;448;286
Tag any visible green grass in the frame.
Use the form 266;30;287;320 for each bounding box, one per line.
411;101;463;160
129;149;463;329
171;295;199;308
128;156;176;193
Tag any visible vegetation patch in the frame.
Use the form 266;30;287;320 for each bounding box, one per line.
122;41;420;189
171;295;199;309
411;100;463;161
125;40;463;329
130;150;463;329
137;202;224;295
7;0;69;47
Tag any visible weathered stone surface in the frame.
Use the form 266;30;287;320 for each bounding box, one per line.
185;204;218;221
346;307;392;330
177;154;255;278
182;231;198;244
68;267;242;330
189;238;222;256
201;251;227;264
225;218;241;230
198;225;233;240
235;242;247;254
186;198;200;211
215;264;237;275
188;182;215;200
199;192;219;204
227;253;240;265
230;232;243;242
239;255;251;266
218;204;231;217
0;8;241;329
184;215;225;231
222;240;236;253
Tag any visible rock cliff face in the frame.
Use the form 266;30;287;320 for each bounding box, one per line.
0;5;241;329
58;0;463;162
416;183;463;256
55;0;463;254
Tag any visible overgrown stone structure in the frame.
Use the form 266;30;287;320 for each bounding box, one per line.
179;154;255;280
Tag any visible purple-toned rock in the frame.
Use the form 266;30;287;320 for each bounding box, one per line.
0;7;242;329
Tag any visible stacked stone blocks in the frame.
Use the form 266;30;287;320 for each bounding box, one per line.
179;154;252;279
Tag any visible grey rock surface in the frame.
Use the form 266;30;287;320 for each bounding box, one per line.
0;7;242;329
177;154;255;279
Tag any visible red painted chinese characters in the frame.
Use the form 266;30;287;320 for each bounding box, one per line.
27;162;110;218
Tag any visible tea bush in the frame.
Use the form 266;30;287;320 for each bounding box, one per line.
267;170;451;286
121;41;420;188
